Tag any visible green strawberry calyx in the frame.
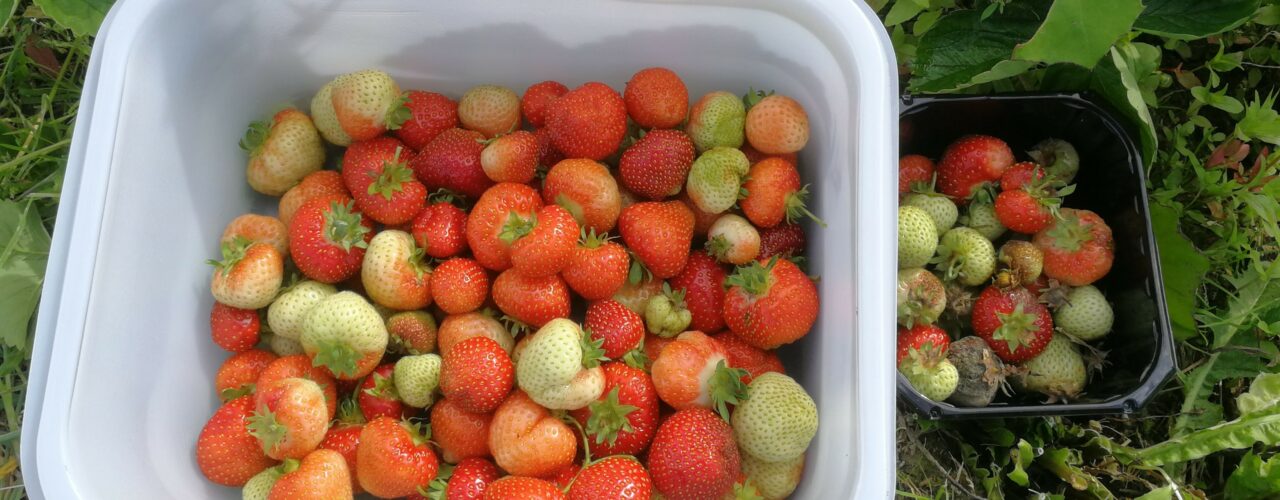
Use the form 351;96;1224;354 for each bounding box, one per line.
421;462;456;500
207;236;255;276
219;383;255;402
579;228;614;249
407;244;431;280
323;200;371;252
621;347;649;370
277;458;300;475
429;188;462;205
498;211;536;244
580;329;608;369
644;283;691;337
728;479;766;500
400;419;432;447
783;184;828;227
385;94;411;131
993;304;1039;353
310;338;361;378
725;257;778;298
336;395;366;425
246;408;289;455
741;87;774;109
368;147;414;201
584;387;638;447
1045;212;1093;252
706;234;733;261
363;370;399;400
239;119;272;156
709;359;750;422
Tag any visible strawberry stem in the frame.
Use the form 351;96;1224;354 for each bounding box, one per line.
584;387;638;447
580;330;608;369
993;304;1039;352
498;211;535;244
323;200;371;252
385;94;411;130
239;119;271;156
207;236;254;275
709;359;750;422
784;185;827;228
369;147;414;201
246;408;289;455
311;338;360;378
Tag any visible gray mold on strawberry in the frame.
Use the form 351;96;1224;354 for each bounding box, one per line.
944;336;1012;408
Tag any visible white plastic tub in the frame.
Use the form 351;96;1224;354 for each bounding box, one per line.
21;0;898;497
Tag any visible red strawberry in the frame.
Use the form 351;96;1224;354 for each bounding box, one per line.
412;196;469;259
678;190;720;237
441;336;515;414
740;142;797;167
279;170;348;228
481;130;539;184
503;204;579;278
971;285;1054;363
342;136;425;225
647;408;740;500
1000;161;1045;191
642;333;675;372
483;476;567;500
740;157;823;228
562;230;630;300
466;183;543;271
288;194;374;283
618;201;695;279
256;355;339;419
1032;208;1114;286
899;154;935;195
757;223;806;260
319;423;364;494
209;238;284;311
994;189;1055;234
744;92;809;155
568;456;653;500
221;213;289;259
710;331;783;384
395;90;458;150
522;81;570;128
534;127;565;168
491;270;570;328
267;449;354;500
431;257;490;314
936;135;1014;203
438;312;515;357
357;416;440;498
896;324;951;365
584;300;645;360
445;458;502;499
489;391;577;478
430;398;494;463
412;128;494;199
669;251;727;333
549;463;582;490
570;362;660;457
210;302;260;353
624;67;689;129
650;331;748;418
328;69;407;142
619;129;696;200
459;84;522;138
358;363;407;421
723;258;818;349
249;377;329;460
196;396;277;486
542;158;622;233
545;82;627;160
215;349;277;401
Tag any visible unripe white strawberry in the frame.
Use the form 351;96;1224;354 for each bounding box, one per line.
310;81;352;146
394;353;443;408
268;281;337;340
903;192;958;233
268;333;305;357
515;318;606;410
897;206;937;269
934;227;995;286
707;214;761;265
741;451;804;499
1054;285;1112;341
300;291;388;380
1014;333;1086;401
361;230;432;311
241;465;282;500
242;108;326;196
731;372;818;463
209;238;284;310
686;147;749;215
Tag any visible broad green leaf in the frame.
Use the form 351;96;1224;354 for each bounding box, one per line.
1011;0;1143;68
909;6;1042;92
31;0;112;37
1035;447;1116;498
0;200;50;351
1236;93;1280;145
1149;202;1208;341
885;0;926;26
865;0;890;12
1257;5;1280;26
1140;373;1280;465
1177;346;1269;431
1191;86;1245;114
0;0;17;36
1226;452;1280;500
1134;486;1173;500
1134;0;1261;40
1090;44;1158;165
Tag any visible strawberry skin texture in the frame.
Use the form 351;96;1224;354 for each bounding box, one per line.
267;449;354;500
411;127;494;199
361;229;433;311
508;204;580;278
395;90;458;150
342;136;426;225
546;82;628;161
458;84;522;138
723;258;819;349
197;396;277;486
488;391;578;478
569;362;661;457
711;331;784;384
898;154;935;195
624;67;689;129
542;158;622;234
431;398;495;463
896;324;951;365
358;363;407;421
483;476;568;500
210;241;283;311
431;257;490;314
741;157;803;228
330;69;402;142
210;302;261;353
447;458;503;499
744;94;809;155
279;170;347;228
647;408;740;500
757;223;806;259
252;377;330;460
1000;161;1044;191
437;312;514;357
936;135;1014;202
288;194;373;283
619;129;696;200
971;286;1054;363
1033;208;1115;286
441;336;515;414
257;355;339;419
492;270;570;328
412;201;468;259
568;455;654;500
522;80;570;128
669;251;728;333
357;417;440;498
584;300;645;359
244;108;326;196
481;130;540;184
618;201;695;279
467;183;543;271
215;349;277;400
994;189;1053;234
563;238;630;301
318;424;364;494
221;213;289;259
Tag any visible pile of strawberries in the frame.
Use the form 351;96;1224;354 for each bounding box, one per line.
896;135;1116;407
197;67;823;499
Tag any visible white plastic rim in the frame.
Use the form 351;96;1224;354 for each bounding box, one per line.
21;0;899;498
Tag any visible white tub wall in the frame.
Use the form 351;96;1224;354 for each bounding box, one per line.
26;0;897;498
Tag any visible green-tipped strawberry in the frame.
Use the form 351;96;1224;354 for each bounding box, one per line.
964;200;1006;240
393;353;443;408
897;268;946;328
1012;333;1086;402
686;91;746;152
902;191;957;234
644;282;693;338
732;372;817;463
242;108;325;196
1054;285;1113;341
328;69;407;142
897;206;938;269
516;318;607;410
971;285;1054;363
707;214;762;265
686;147;749;215
458;84;521;138
267;281;337;341
651;331;749;420
1028;138;1080;183
361;230;433;311
932;227;995;287
248;377;329;460
300;291;389;380
897;336;958;403
209;237;284;310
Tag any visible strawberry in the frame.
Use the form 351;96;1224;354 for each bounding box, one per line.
896;324;950;366
459;84;522;138
740;157;822;228
966;199;1007;240
483;476;567;500
668;251;727;333
710;332;783;385
723;258;819;349
430;398;495;463
897;205;939;269
1032;208;1114;286
563;230;630;300
412;128;494;199
242;463;282;499
545;82;628;160
319;423;365;494
584;300;645;360
395;90;459;150
279;170;348;228
642;333;674;372
618;201;695;279
936;135;1014;203
442;458;502;499
902;191;958;234
933;227;996;287
740;142;798;166
438;312;515;357
242;108;326;196
534;126;565;168
732;372;816;462
686;147;750;215
311;81;353;146
222;214;289;259
209;238;284;310
1012;333;1086;401
624;67;689;129
342;137;425;225
522;80;570;128
197;396;278;486
570;362;660;457
266;449;354;500
361;229;433;310
999;161;1045;191
612;276;665;315
740;452;804;500
492;269;570;327
357;363;405;421
288;195;374;283
686;91;746;152
994;189;1054;234
467;183;543;271
503;204;579;278
268;335;306;357
516;318;607;410
430;257;490;314
568;456;653;500
1028;138;1080;183
899;330;959;402
257;354;339;419
300;291;389;380
644;282;692;338
619;129;696;200
647;408;740;500
549;463;582;490
216;349;277;401
1054;285;1113;341
743;92;808;154
997;240;1044;287
394;353;443;408
357;417;440;498
267;281;337;342
387;310;438;355
896;268;946;328
489;390;578;478
211;302;261;353
651;331;748;419
441;336;515;414
542;158;623;233
972;285;1055;363
328;69;408;142
413;196;470;259
898;154;935;195
707;214;761;265
679;190;721;236
249;377;329;460
481;130;539;184
757;223;805;260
